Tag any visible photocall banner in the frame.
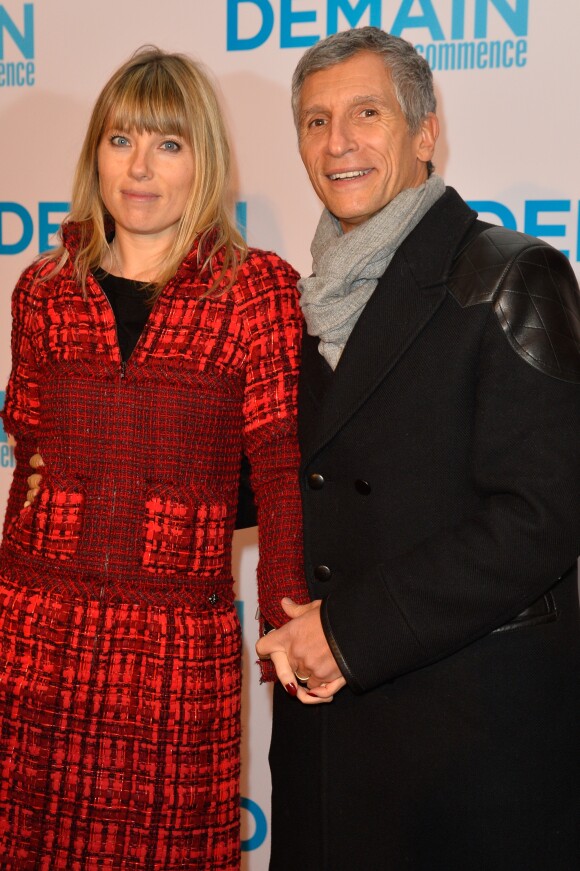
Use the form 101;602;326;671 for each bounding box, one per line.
0;2;578;866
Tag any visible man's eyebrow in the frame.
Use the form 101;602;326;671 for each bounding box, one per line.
299;94;386;123
348;94;385;106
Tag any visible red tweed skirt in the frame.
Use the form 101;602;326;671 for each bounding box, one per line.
0;576;242;870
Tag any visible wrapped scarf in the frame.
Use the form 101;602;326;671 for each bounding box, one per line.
299;174;446;369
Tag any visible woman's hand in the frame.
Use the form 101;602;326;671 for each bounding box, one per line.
24;451;45;507
257;599;347;705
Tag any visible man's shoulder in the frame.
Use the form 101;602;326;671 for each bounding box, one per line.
447;225;565;307
448;225;580;383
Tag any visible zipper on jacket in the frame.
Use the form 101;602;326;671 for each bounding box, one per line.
85;272;167;594
100;358;125;592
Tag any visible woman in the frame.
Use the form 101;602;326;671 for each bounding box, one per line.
0;47;308;869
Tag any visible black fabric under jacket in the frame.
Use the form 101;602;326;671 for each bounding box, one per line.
269;188;580;871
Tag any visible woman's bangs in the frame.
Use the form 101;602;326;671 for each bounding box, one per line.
105;72;189;139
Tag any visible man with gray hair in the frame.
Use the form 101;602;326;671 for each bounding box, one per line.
257;26;580;871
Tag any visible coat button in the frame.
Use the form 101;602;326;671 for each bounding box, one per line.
308;473;325;490
355;479;371;495
314;565;331;582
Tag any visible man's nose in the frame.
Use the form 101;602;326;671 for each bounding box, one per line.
326;117;357;156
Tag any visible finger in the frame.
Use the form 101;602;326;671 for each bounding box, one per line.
269;649;300;698
29;453;45;470
280;597;319;619
27;473;42;489
304;676;346;699
256;627;275;661
256;629;282;659
256;625;294;660
296;686;335;705
280;598;301;619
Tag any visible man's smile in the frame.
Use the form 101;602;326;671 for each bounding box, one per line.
327;169;372;180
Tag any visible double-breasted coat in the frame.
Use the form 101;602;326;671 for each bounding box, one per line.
269;188;580;871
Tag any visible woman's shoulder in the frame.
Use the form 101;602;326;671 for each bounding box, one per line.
13;254;71;298
12;258;52;298
234;247;300;296
231;248;303;340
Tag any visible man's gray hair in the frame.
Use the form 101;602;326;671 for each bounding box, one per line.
292;26;436;134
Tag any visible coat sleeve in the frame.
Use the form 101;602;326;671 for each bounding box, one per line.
237;252;309;673
1;266;43;534
321;246;580;692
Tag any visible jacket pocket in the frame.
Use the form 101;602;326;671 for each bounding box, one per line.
492;591;559;634
7;480;85;561
141;484;227;575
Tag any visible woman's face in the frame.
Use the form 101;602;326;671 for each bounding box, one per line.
97;127;195;243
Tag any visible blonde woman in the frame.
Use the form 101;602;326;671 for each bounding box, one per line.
0;48;308;869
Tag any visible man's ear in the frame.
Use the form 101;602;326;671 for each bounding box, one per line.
416;113;439;163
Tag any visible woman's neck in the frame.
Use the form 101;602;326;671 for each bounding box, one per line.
106;229;173;281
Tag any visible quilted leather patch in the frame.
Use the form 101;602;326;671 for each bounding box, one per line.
447;226;580;382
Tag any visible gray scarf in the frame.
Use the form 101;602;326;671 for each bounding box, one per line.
299;174;446;369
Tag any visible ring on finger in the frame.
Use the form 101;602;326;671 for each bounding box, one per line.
294;672;311;687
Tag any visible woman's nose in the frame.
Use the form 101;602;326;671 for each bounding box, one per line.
129;145;152;179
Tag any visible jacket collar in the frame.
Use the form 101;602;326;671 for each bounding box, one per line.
396;186;478;288
59;219;213;289
299;188;478;463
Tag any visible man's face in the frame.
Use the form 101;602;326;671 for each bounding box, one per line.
298;51;438;233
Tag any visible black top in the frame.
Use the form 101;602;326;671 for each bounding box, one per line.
96;269;151;362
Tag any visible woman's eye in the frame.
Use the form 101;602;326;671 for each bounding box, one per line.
161;140;180;151
111;135;130;146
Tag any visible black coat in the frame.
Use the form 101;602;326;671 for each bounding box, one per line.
269;189;580;871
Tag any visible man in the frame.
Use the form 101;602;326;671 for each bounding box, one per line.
257;26;580;871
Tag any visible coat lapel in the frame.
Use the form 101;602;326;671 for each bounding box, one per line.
297;330;333;452
299;188;478;463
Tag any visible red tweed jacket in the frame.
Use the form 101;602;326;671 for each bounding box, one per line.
0;224;308;627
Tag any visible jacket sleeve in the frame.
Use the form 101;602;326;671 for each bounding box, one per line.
321;246;580;692
237;252;309;671
1;267;42;535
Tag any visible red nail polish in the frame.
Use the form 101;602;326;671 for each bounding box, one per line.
285;683;298;697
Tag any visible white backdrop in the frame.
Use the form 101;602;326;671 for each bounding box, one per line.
0;2;578;867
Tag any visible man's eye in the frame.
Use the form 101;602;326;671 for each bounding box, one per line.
309;118;326;128
361;108;378;117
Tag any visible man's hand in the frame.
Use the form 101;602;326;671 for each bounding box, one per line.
256;598;347;704
24;452;44;507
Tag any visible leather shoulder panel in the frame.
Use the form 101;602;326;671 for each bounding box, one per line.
448;226;580;383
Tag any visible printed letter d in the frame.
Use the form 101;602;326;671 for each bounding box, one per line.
227;0;274;51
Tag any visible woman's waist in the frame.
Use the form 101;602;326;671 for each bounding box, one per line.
0;544;235;609
4;469;238;571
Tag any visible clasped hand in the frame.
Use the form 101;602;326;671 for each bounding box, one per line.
256;598;346;705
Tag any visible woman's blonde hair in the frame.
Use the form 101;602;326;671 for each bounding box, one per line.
44;46;246;296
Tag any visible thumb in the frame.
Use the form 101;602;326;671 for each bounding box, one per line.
281;597;319;618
